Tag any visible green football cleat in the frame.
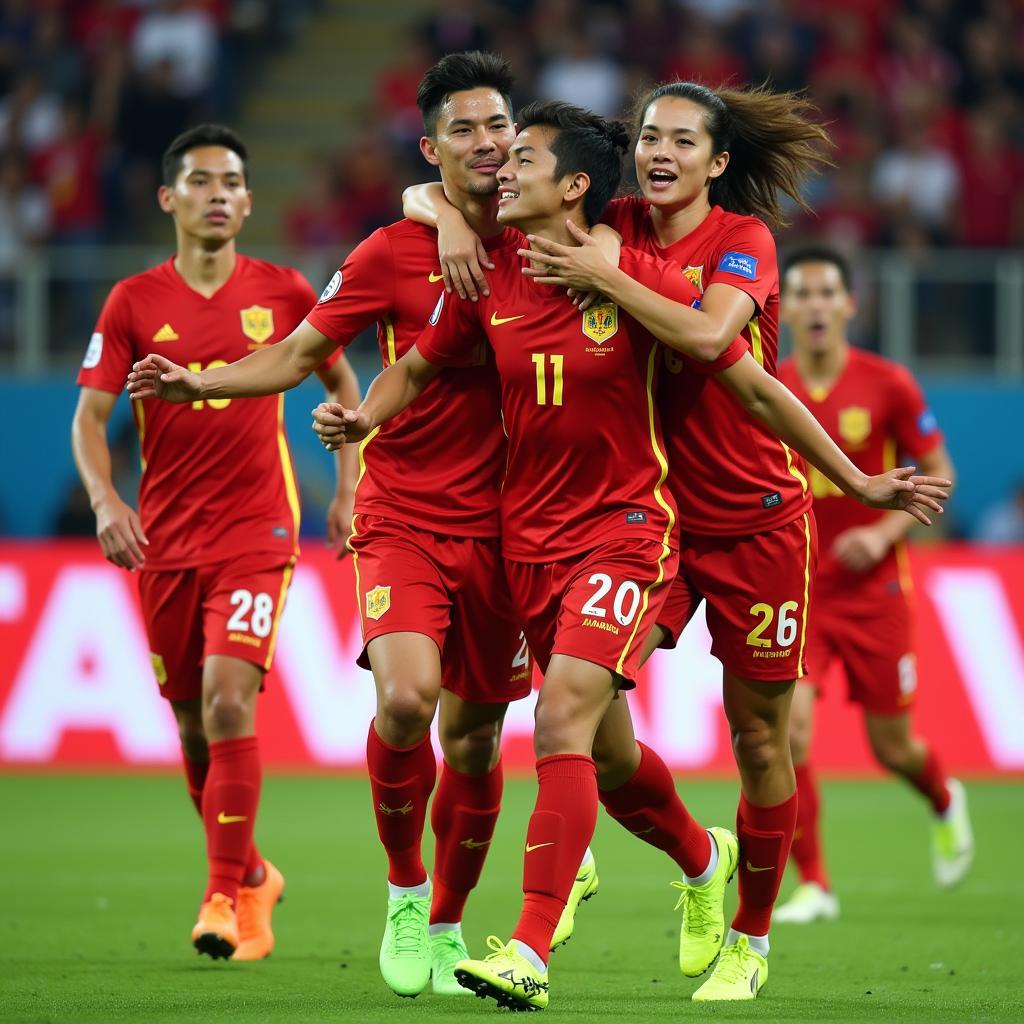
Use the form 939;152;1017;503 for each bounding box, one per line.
379;893;431;998
455;935;549;1011
691;934;768;1001
550;853;599;950
772;882;840;924
430;930;472;996
671;826;739;977
933;778;974;889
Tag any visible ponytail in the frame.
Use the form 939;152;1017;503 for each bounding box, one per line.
633;81;833;230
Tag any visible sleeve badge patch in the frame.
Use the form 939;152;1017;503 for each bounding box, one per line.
82;332;103;369
918;408;938;435
240;305;274;343
365;585;391;621
718;251;758;280
318;270;342;303
582;302;618;343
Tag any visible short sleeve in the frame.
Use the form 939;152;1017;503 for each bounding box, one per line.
706;218;777;313
415;291;485;367
888;365;943;460
76;280;135;394
304;228;394;346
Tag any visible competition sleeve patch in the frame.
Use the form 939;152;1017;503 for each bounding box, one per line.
918;408;939;435
718;251;759;280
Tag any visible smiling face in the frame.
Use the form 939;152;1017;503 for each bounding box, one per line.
421;87;516;200
634;96;728;211
157;146;251;243
495;124;589;233
781;260;856;356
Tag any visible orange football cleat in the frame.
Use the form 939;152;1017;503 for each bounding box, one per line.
192;892;239;959
233;860;285;961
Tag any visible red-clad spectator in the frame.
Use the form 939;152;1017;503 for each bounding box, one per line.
809;162;883;247
878;14;959;121
809;8;883;114
956;106;1024;248
282;154;354;250
72;0;140;64
30;97;104;240
334;134;400;239
376;32;433;145
661;14;745;88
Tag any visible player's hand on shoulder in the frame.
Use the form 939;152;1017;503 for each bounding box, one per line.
831;525;890;572
311;402;370;450
859;466;951;526
437;209;492;301
126;353;202;404
93;493;148;571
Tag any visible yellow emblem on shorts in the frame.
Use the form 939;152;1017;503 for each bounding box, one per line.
240;305;274;344
366;585;391;621
150;653;167;686
582;302;618;343
682;264;704;291
838;406;872;447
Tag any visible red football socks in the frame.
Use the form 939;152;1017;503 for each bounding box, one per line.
909;746;952;814
430;759;503;924
201;736;262;905
732;791;798;937
512;754;598;959
184;751;264;886
598;741;711;877
365;722;436;887
791;763;830;889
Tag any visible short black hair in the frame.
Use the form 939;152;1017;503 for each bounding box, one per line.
416;50;514;136
161;124;249;187
516;100;629;225
781;245;853;292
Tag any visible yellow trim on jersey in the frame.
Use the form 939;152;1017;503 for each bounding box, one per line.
795;512;813;679
781;442;809;493
616;342;677;675
276;394;302;549
383;315;397;366
348;512;365;631
262;557;297;670
748;315;764;367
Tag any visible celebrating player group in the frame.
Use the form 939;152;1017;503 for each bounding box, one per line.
94;48;969;1009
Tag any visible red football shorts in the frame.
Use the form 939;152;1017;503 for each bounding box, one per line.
505;537;678;688
806;589;917;714
658;512;817;682
137;552;296;702
348;514;531;704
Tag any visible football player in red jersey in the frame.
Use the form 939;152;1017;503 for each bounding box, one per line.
128;55;596;999
774;246;972;923
401;81;950;1002
313;100;948;1011
73;124;360;961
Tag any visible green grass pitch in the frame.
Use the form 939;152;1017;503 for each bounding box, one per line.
0;774;1019;1023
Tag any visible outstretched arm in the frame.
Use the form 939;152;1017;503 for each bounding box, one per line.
717;354;951;524
127;320;339;403
311;345;442;451
519;221;752;362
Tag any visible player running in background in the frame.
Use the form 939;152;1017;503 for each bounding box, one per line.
404;80;949;1001
127;54;596;999
318;100;947;1011
72;124;360;961
774;246;972;923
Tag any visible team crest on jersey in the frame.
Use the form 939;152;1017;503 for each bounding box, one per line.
838;406;872;446
682;265;704;291
150;653;167;686
582;302;618;343
240;305;274;344
365;585;391;621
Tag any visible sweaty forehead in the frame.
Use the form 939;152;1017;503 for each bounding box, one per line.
513;124;557;157
440;88;511;128
644;97;708;135
179;146;245;177
786;262;845;291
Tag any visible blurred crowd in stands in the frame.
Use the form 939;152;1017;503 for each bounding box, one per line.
330;0;1023;254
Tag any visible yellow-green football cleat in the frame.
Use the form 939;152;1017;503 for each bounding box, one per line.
671;826;739;976
454;935;549;1011
550;854;599;950
430;930;472;996
933;778;974;889
691;935;768;1001
379;893;431;998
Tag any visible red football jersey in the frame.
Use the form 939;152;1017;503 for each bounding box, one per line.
779;347;943;603
604;197;812;536
305;220;508;537
77;255;317;570
417;243;744;562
